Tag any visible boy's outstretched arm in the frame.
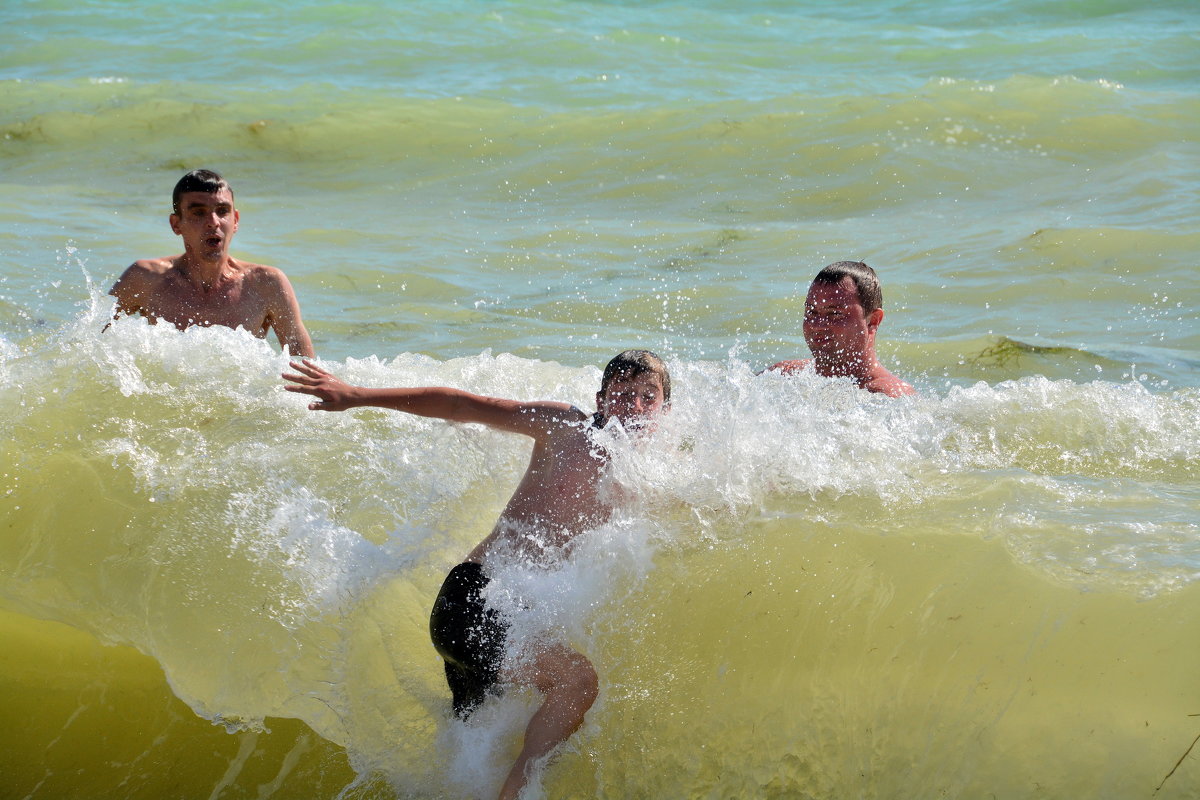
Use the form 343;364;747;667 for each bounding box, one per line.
282;359;580;436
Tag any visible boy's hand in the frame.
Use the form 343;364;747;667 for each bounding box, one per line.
283;360;360;411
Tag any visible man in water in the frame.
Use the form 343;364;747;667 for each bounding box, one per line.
109;169;315;357
768;260;914;397
282;350;671;800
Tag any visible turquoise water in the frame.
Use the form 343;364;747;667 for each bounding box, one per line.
2;1;1198;798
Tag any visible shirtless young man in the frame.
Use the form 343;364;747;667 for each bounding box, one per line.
768;260;914;397
109;169;315;357
282;350;671;800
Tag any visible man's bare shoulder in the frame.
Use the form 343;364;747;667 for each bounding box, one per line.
122;256;177;279
865;370;916;398
111;256;179;296
233;259;299;293
231;259;286;280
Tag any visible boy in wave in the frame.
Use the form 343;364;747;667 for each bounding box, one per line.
769;260;914;397
283;350;671;800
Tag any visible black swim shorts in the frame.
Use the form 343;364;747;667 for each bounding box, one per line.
429;562;510;718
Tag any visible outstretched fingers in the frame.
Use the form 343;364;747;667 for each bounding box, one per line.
281;381;326;410
283;358;327;383
280;359;355;412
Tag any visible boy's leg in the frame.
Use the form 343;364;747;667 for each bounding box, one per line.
497;643;598;800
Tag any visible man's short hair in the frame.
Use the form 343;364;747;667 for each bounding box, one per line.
813;261;882;315
172;169;232;215
600;349;671;404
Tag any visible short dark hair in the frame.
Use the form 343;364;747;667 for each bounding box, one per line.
172;169;232;215
600;350;671;404
812;261;882;314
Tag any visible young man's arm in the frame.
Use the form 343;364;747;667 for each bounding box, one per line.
259;267;315;358
282;360;579;436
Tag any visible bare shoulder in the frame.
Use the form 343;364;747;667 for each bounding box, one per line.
539;403;597;447
120;256;174;280
866;370;916;398
111;256;175;294
236;260;299;293
767;358;810;375
516;400;591;430
230;259;283;282
486;398;591;440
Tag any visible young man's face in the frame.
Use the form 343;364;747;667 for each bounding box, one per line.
802;276;883;370
596;372;667;431
169;188;239;263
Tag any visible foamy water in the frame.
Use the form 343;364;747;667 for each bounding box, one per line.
2;304;1197;797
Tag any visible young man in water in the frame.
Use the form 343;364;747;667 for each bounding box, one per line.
109;169;315;357
282;350;671;800
768;260;914;397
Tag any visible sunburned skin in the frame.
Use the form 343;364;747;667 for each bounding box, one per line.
110;187;314;357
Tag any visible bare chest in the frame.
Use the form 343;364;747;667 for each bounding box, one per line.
503;438;609;528
144;280;270;335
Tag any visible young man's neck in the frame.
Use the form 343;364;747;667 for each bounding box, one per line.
177;252;232;288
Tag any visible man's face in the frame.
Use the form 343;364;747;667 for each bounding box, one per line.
596;372;667;432
169;189;239;262
802;276;881;369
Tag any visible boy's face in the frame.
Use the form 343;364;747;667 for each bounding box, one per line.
802;276;882;366
596;372;667;431
169;189;239;263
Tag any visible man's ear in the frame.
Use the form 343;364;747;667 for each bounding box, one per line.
232;208;240;232
169;213;182;235
867;308;884;331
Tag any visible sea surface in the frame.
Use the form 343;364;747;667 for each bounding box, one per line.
2;1;1198;798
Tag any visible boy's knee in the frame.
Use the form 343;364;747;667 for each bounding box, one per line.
561;654;598;705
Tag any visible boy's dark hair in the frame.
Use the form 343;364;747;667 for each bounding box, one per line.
600;350;671;404
172;169;232;215
813;261;882;314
